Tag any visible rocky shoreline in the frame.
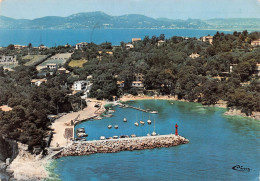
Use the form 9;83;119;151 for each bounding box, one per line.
224;109;260;121
56;135;189;158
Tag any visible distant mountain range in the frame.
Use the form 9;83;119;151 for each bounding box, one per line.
0;11;259;31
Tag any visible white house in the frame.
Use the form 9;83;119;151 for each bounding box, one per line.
47;63;57;70
31;79;47;86
126;43;134;50
189;53;200;59
132;81;144;88
0;55;17;64
76;42;88;50
157;40;165;46
73;80;93;95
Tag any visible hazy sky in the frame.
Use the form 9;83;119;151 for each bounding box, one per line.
0;0;260;20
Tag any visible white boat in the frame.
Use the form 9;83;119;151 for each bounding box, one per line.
100;136;106;140
114;125;119;129
123;118;127;122
134;122;139;126
113;136;118;139
147;133;151;136
108;125;112;129
152;131;157;136
150;111;158;114
131;134;136;138
147;120;152;124
140;121;145;125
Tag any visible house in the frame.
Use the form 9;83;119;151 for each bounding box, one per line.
189;53;200;59
14;45;26;49
117;81;125;88
47;63;57;70
132;38;141;43
201;36;213;44
157;40;165;46
132;81;144;89
0;105;12;112
106;51;113;55
0;55;17;64
229;64;237;73
38;45;47;50
126;43;134;50
255;64;260;76
251;39;260;46
31;78;47;86
76;42;88;50
57;67;70;74
73;80;93;95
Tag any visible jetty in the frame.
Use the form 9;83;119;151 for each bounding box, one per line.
119;103;158;114
54;134;189;158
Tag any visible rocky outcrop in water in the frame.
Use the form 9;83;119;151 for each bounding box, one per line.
57;135;189;158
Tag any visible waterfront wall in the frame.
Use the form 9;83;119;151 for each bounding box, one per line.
57;134;189;158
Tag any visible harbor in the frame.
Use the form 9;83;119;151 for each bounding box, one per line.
55;134;189;158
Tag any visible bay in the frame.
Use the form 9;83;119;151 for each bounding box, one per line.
0;29;232;47
48;100;260;181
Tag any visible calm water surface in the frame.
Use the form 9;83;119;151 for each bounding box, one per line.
0;29;232;47
48;100;260;181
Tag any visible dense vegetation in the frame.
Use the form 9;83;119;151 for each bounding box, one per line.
68;31;260;114
0;30;259;149
0;66;82;149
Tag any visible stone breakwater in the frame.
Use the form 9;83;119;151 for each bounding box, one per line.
56;135;189;158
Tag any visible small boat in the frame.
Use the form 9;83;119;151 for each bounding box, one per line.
147;120;152;124
76;128;85;133
147;133;151;136
120;135;129;138
100;136;106;140
77;132;88;137
152;131;157;136
150;111;158;114
134;122;139;126
146;109;151;111
131;134;136;138
114;125;119;129
140;121;145;125
113;136;118;139
123;118;127;122
108;125;112;129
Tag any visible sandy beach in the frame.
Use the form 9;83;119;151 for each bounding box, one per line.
50;100;105;148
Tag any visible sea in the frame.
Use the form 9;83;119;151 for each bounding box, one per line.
47;100;260;181
0;29;233;47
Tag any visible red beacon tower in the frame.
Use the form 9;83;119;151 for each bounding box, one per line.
175;123;178;136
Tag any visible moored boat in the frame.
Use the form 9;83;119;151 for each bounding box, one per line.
113;136;118;139
134;122;139;126
130;134;136;138
151;131;157;136
140;121;145;125
100;136;106;140
114;125;119;129
123;118;127;122
108;125;112;129
147;120;152;124
150;111;158;114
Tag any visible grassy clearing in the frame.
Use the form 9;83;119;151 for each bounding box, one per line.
23;55;47;66
68;59;87;68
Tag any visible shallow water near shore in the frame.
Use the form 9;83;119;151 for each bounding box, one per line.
49;100;260;181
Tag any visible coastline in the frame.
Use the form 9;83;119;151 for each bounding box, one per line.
120;95;260;121
7;99;106;181
7;95;259;180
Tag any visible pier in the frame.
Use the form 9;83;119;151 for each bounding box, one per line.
55;134;189;158
119;103;158;114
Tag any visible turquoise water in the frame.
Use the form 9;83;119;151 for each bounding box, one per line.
0;29;232;47
50;100;260;181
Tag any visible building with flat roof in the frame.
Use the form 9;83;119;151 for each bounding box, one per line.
132;38;141;43
251;39;260;46
76;42;88;50
201;36;213;44
0;55;17;64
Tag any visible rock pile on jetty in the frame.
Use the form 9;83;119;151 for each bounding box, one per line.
57;135;189;158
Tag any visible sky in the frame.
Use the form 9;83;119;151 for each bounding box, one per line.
0;0;260;20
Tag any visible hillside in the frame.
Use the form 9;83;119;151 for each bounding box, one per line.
0;11;259;31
